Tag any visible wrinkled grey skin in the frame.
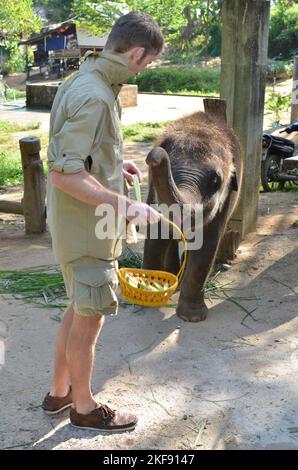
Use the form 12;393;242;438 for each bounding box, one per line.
143;112;243;322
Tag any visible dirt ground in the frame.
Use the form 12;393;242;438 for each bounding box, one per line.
0;137;298;449
1;73;298;449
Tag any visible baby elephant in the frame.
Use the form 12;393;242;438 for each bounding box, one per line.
143;111;243;322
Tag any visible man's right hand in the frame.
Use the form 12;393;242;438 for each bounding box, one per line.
50;171;161;226
126;200;161;226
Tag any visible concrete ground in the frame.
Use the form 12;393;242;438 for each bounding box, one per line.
0;91;298;450
0;93;205;131
0;92;276;130
0;190;298;450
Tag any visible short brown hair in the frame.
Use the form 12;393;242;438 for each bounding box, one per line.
105;11;164;55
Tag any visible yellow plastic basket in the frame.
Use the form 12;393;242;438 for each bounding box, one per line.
116;218;187;307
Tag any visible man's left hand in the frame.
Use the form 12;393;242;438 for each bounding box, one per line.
123;160;143;186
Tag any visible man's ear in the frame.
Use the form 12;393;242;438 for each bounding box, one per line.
131;47;146;62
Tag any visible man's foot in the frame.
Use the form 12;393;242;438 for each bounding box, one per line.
42;386;72;415
70;403;137;433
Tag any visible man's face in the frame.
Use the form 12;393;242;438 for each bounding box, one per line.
126;48;158;74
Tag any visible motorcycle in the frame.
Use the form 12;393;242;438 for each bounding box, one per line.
261;121;298;192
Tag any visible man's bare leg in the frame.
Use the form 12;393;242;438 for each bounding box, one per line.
50;304;75;397
66;312;105;415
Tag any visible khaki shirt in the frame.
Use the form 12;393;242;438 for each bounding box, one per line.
47;52;134;264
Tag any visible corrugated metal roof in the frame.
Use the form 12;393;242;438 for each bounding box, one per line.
76;27;108;48
19;19;108;48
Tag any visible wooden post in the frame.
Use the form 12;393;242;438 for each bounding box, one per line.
221;0;270;239
25;44;30;80
203;98;227;122
291;56;298;122
204;97;241;261
19;137;46;234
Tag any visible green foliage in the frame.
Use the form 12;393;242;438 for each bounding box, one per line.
122;121;167;142
0;121;41;186
0;150;23;186
71;0;127;35
71;0;222;58
128;67;220;94
0;121;41;132
0;41;28;74
0;0;42;39
32;0;72;23
267;60;293;80
5;89;26;100
269;3;298;59
265;92;291;124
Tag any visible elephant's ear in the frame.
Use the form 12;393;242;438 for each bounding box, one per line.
230;171;238;191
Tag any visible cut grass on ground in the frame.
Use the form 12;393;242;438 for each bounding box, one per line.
0;262;256;323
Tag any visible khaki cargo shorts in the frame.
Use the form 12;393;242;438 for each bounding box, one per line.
61;256;119;317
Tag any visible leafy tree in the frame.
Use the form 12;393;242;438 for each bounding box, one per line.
269;2;298;58
70;0;223;58
0;0;42;39
32;0;72;23
71;0;128;35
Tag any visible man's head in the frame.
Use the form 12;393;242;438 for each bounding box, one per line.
104;11;164;74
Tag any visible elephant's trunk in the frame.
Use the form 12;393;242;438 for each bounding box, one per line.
146;147;198;207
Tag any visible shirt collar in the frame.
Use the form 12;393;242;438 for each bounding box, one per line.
80;50;135;96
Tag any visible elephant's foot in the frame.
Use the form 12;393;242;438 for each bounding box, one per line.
176;300;208;322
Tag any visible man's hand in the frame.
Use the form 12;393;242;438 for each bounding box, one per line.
50;170;160;225
123;160;143;186
126;201;161;226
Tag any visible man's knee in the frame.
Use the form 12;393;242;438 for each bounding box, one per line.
71;310;104;340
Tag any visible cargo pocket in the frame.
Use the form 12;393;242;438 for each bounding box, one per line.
72;263;118;316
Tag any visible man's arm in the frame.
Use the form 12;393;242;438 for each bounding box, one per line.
51;170;160;225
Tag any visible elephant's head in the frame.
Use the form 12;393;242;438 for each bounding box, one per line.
146;112;239;226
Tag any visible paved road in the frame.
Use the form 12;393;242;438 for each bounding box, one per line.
0;94;205;131
0;93;277;131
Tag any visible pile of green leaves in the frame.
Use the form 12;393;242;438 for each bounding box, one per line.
0;249;143;309
0;266;67;309
0;260;240;311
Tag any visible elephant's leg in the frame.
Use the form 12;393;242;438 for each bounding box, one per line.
143;236;170;271
164;239;180;276
177;208;229;322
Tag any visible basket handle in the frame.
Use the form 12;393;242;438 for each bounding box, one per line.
115;175;188;282
114;214;187;282
166;217;188;281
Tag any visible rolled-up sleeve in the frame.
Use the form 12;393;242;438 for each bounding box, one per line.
47;95;107;174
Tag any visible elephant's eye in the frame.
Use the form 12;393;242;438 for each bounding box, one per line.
209;171;222;192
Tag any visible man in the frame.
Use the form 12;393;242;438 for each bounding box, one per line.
42;11;164;433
